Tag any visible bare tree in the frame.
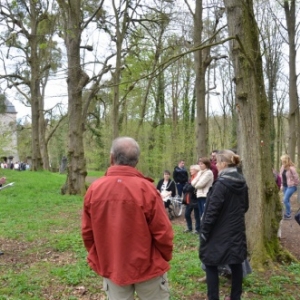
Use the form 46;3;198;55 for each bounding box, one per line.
282;0;299;163
223;0;282;266
0;0;58;170
185;0;227;156
57;0;115;195
258;1;284;167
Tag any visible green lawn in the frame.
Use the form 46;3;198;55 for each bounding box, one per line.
0;169;299;299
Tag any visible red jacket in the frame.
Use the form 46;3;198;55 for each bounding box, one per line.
82;165;174;285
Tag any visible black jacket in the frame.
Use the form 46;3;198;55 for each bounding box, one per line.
156;179;176;197
199;167;249;266
173;166;188;184
183;182;198;206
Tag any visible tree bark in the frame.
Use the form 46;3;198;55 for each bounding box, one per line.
223;0;282;267
194;0;207;157
57;0;87;195
283;0;299;163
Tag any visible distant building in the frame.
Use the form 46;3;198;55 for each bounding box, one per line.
0;100;19;164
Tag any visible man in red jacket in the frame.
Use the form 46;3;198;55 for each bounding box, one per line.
82;137;174;300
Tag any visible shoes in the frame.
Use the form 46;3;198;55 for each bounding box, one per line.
193;230;200;234
0;250;3;256
283;214;292;220
184;229;192;233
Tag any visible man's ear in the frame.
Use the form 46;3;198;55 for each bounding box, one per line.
110;154;114;166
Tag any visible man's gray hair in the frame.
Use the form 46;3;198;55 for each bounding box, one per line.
110;137;140;167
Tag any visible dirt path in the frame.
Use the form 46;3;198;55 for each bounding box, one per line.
279;193;300;259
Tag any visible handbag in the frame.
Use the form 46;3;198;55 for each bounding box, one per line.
182;193;188;205
295;208;300;226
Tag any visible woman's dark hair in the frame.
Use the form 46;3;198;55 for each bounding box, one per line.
164;170;171;175
198;157;211;169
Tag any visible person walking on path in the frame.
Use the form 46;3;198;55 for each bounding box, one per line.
280;154;299;220
173;159;188;197
191;157;214;217
200;150;249;300
82;137;174;300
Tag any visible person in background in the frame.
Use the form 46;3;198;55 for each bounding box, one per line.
192;157;214;217
272;168;281;189
210;150;219;181
157;170;177;218
183;165;201;234
82;137;173;300
200;150;249;300
280;154;299;220
173;159;188;197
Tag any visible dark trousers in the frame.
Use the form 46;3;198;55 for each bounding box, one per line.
176;183;185;197
185;203;200;231
205;263;243;300
197;197;206;217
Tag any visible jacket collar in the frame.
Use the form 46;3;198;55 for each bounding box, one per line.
106;165;154;183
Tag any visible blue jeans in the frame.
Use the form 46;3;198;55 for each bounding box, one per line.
283;186;297;216
176;183;185;197
185;203;200;231
197;197;206;217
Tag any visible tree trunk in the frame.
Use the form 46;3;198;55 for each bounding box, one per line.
57;0;87;195
194;0;207;157
284;0;299;163
111;0;131;139
39;91;50;171
223;0;281;267
29;12;43;171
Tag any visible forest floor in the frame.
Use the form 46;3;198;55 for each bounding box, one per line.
0;175;299;299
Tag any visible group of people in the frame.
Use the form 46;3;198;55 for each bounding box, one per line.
0;134;296;299
0;161;29;171
159;154;216;233
81;137;250;300
81;136;299;300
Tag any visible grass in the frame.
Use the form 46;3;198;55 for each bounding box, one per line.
0;169;299;299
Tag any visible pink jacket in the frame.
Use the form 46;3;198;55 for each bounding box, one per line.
82;165;174;285
280;166;299;187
